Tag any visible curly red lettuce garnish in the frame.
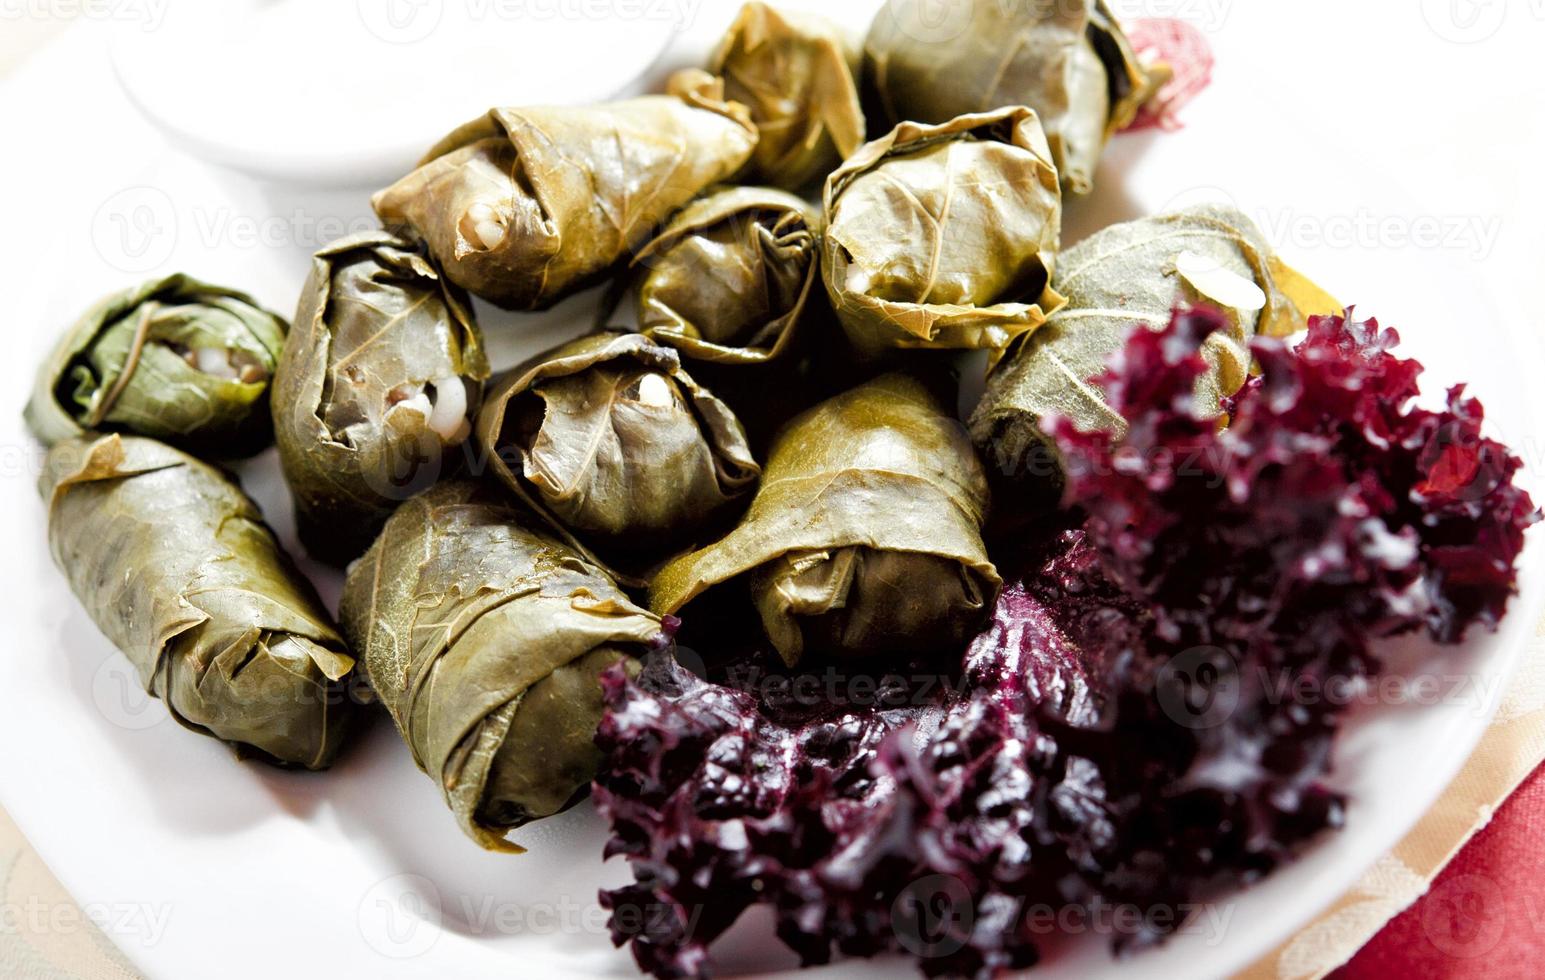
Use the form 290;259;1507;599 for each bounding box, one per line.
1036;307;1535;935
593;530;1117;979
593;307;1537;979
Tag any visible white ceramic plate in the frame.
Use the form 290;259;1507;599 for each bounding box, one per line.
110;0;681;186
1;5;1542;980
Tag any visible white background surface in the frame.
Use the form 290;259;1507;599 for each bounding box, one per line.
0;2;1543;979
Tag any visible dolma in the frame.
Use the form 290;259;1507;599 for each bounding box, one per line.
970;204;1339;483
339;480;665;851
651;373;1001;666
630;185;820;365
822;107;1064;355
703;2;865;190
372;72;758;311
272;230;490;565
40;434;356;769
25;274;286;456
864;0;1152;194
475;332;760;571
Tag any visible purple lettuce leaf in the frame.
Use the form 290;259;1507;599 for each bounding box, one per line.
593;307;1538;978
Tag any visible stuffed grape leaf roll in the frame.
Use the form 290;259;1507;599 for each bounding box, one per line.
863;0;1152;194
651;373;1001;666
629;185;820;365
40;434;356;769
822;107;1064;356
26;275;286;457
702;2;865;191
970;204;1340;484
272;230;489;566
474;332;760;575
372;72;758;311
339;480;665;851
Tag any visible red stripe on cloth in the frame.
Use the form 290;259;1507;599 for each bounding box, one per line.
1334;760;1545;979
